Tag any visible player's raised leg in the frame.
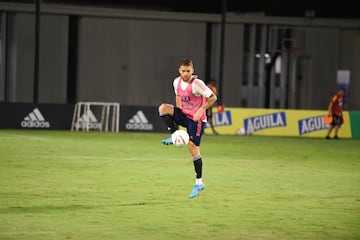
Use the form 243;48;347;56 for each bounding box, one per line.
158;103;177;145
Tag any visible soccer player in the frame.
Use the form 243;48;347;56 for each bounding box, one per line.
325;87;345;139
158;59;217;198
206;79;223;135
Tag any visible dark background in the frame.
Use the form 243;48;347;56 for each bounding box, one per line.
3;0;359;19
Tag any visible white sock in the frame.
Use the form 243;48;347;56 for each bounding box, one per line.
195;178;203;185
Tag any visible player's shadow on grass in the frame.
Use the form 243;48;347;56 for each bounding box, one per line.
0;201;189;213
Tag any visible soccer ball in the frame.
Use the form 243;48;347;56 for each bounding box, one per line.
171;130;190;146
236;128;246;135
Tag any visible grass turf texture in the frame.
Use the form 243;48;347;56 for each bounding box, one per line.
0;130;359;240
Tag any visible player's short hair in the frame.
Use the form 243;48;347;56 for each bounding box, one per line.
179;59;193;67
338;87;345;92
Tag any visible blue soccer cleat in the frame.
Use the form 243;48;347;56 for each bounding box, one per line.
189;184;205;198
161;136;173;145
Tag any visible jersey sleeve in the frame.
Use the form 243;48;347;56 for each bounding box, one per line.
192;79;213;98
173;77;179;95
330;94;338;103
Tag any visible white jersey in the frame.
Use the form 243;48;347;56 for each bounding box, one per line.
173;76;213;98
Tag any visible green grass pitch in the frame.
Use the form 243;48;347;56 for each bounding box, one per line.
0;129;359;240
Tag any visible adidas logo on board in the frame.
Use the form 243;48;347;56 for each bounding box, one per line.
21;108;50;128
125;110;153;130
74;109;101;130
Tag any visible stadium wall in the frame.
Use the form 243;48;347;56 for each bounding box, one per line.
0;3;359;110
0;103;359;139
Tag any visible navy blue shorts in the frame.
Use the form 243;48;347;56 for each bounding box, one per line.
173;107;206;146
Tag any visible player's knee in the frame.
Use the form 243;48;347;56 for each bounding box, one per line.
158;103;166;113
158;103;174;115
